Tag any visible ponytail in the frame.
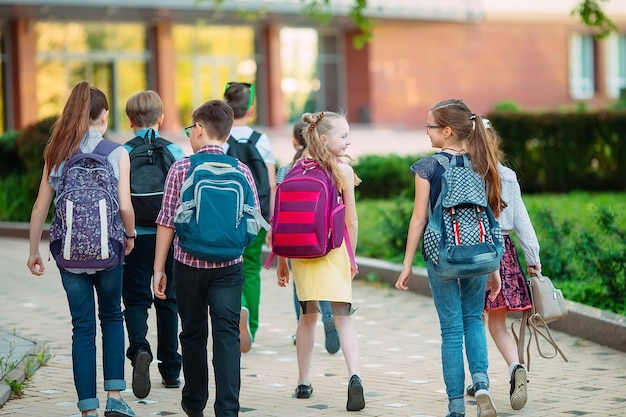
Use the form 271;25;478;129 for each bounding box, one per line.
44;81;108;177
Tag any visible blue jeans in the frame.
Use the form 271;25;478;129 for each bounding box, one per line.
426;263;490;415
60;263;126;412
174;261;243;417
292;282;332;321
122;234;181;380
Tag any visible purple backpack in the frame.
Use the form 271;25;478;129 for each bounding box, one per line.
264;158;357;271
49;139;125;270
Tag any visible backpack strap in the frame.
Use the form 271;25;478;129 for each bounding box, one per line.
228;130;262;145
248;130;262;145
190;152;238;169
92;139;120;158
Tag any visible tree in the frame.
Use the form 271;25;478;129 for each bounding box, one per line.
209;0;617;47
573;0;618;38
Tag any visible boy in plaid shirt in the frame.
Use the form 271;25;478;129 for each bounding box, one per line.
153;100;260;417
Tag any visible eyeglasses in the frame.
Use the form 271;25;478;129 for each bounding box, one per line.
224;82;255;110
426;124;442;131
184;122;204;138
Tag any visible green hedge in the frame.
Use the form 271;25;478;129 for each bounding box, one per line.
486;111;626;193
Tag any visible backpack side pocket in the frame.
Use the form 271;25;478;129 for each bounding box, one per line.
329;203;346;249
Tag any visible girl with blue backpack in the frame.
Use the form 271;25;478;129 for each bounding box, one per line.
396;99;503;417
27;81;136;417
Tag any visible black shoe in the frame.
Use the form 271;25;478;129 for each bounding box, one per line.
181;400;204;417
346;375;365;411
510;364;528;410
466;384;475;396
132;350;151;399
295;384;313;399
162;377;181;388
446;413;465;417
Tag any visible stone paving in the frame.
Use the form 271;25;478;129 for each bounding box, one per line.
1;236;626;416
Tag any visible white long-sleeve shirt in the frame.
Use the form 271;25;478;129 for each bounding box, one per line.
498;164;541;266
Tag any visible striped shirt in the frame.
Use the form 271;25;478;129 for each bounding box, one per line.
156;144;260;269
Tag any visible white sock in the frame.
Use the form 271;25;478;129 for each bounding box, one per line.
509;362;521;378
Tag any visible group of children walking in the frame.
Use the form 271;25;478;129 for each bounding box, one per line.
26;81;540;417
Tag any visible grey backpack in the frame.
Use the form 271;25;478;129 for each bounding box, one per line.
422;153;503;278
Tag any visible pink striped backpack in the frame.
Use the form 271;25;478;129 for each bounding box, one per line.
264;158;357;271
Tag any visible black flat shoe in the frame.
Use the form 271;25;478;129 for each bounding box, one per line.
295;384;313;398
346;375;365;411
162;378;181;388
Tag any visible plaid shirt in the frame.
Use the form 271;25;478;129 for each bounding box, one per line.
156;144;260;269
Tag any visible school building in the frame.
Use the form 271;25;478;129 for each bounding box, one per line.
1;0;626;135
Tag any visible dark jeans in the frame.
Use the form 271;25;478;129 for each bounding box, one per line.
174;261;243;417
60;263;126;412
122;234;181;380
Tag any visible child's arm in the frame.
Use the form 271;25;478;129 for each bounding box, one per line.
396;175;430;290
117;148;136;255
153;162;182;299
27;164;54;276
339;163;358;255
154;225;174;299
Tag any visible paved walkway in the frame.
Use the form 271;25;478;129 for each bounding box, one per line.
1;236;626;416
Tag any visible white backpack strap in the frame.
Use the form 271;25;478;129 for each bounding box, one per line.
244;204;271;231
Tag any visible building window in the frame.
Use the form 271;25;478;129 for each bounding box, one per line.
570;33;596;100
280;28;342;123
607;33;626;99
36;22;148;131
173;24;256;126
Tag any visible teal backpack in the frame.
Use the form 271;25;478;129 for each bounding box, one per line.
174;153;269;261
422;153;503;278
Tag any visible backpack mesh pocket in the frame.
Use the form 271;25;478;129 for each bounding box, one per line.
422;226;440;263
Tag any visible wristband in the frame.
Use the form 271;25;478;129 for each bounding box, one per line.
124;230;137;239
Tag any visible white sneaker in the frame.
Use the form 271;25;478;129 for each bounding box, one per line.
239;307;252;353
474;383;497;417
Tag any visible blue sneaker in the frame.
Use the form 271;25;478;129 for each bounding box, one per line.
104;397;135;417
323;316;340;354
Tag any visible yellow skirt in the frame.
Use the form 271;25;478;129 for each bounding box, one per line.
291;242;352;303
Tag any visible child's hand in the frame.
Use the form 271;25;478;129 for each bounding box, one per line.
527;264;541;275
395;265;413;290
27;253;45;276
153;271;167;300
276;257;290;287
487;270;502;301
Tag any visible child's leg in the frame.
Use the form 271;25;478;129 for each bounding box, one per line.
241;229;265;340
487;308;519;366
296;303;318;385
331;302;360;376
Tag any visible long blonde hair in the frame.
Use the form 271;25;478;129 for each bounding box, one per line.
301;111;347;192
430;99;503;217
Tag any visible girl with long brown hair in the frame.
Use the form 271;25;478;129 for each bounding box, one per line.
396;99;502;417
27;81;136;417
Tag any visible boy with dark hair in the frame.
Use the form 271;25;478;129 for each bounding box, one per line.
122;90;184;399
153;99;261;417
223;81;277;352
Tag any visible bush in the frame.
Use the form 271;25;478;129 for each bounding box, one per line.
15;116;57;207
353;154;430;200
0;174;34;221
357;195;416;263
492;100;520;112
0;131;24;177
532;206;626;315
